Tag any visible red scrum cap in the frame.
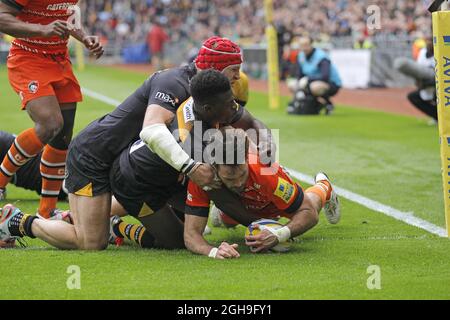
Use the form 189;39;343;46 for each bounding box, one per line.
195;36;243;72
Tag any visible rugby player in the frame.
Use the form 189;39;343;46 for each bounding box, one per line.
0;1;103;218
108;126;340;255
0;58;272;250
184;128;340;259
106;68;258;249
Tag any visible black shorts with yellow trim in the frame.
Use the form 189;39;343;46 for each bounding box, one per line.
109;158;186;218
64;146;112;197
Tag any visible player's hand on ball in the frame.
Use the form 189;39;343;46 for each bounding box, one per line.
42;20;69;39
83;36;104;59
190;163;222;190
216;242;240;259
245;225;279;253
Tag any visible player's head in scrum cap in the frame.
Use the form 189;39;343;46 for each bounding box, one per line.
190;69;241;127
195;36;242;85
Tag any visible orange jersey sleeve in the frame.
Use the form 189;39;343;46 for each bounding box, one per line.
185;181;210;217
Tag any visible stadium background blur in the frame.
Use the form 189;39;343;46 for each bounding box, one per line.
0;0;433;88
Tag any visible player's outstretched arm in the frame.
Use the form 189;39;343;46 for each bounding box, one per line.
0;3;68;38
245;196;319;253
140;104;220;189
283;195;320;238
184;214;216;256
184;214;240;259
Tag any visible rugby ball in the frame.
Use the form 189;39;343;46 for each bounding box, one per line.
245;218;291;253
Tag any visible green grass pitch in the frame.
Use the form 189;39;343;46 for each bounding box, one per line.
0;65;449;299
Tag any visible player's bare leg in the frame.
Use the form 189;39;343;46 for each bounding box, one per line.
0;193;110;250
31;193;111;249
111;196;128;217
32;101;76;218
0;96;75;217
26;96;65;143
286;176;339;237
304;193;323;214
284;192;321;236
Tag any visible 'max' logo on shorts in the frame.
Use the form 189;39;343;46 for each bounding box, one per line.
155;92;178;107
47;3;75;11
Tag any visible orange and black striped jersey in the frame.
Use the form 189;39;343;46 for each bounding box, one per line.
3;0;77;54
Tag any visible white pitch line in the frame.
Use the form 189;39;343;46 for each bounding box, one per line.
286;169;447;238
81;87;448;238
82;88;122;106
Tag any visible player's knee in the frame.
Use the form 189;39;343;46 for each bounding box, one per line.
77;234;109;250
36;117;64;143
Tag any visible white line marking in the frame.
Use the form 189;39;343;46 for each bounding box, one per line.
81;88;121;106
286;169;447;238
81;87;448;238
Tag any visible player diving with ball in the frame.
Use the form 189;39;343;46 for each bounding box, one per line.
103;71;341;257
182;127;340;258
0;69;340;255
